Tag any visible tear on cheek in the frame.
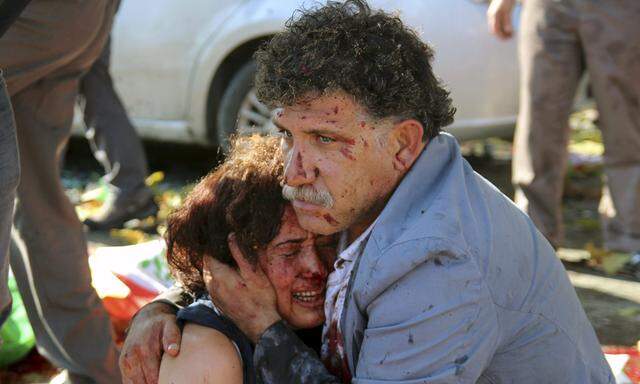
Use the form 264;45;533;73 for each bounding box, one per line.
323;214;339;226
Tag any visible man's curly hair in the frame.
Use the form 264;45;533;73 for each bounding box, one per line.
255;0;456;140
165;135;285;295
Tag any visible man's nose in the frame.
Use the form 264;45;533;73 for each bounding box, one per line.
284;145;317;187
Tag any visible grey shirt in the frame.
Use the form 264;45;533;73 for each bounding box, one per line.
254;133;613;383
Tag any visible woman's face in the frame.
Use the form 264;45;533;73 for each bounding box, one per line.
257;205;337;329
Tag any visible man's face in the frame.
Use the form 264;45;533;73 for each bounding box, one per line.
258;205;337;329
275;92;401;235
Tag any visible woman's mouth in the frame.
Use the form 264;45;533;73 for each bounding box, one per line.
292;289;324;307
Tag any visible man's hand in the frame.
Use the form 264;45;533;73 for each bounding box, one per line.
203;233;281;343
487;0;516;39
119;302;181;384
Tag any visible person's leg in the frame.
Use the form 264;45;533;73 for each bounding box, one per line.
0;73;19;327
79;37;157;230
0;0;121;382
512;0;584;248
577;0;640;253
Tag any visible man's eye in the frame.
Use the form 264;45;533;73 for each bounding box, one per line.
317;135;335;144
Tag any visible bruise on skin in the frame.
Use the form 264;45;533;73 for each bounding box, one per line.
359;121;366;128
323;214;340;226
301;116;307;120
363;139;369;148
333;106;339;114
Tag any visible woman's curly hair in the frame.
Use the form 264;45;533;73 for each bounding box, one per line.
165;135;286;295
254;0;456;140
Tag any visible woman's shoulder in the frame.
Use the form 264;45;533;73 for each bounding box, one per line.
159;323;243;384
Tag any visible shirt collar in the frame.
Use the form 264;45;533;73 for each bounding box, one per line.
336;219;377;263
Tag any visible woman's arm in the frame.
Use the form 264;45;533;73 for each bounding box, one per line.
159;323;243;384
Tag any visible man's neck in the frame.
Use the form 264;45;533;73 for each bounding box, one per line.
347;200;386;244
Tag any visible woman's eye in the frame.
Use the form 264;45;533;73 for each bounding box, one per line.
318;135;335;144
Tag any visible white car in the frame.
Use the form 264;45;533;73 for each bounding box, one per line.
92;0;520;146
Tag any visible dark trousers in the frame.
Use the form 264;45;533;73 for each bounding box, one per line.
80;31;149;193
0;73;19;328
513;0;640;252
0;1;120;382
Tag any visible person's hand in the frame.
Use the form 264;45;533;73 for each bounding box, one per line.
119;302;181;384
203;233;281;343
487;0;516;39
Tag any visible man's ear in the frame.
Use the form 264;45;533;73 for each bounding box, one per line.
389;119;426;171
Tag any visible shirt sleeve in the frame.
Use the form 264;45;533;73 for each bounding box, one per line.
352;250;499;383
254;321;341;384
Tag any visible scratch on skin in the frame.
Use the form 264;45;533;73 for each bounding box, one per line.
333;106;339;114
323;214;339;226
340;147;356;160
359;121;366;128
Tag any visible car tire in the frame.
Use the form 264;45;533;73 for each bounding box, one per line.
216;60;272;149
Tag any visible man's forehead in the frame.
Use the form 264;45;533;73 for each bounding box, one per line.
272;97;374;133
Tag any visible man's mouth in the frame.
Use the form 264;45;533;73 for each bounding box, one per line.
292;199;324;213
292;289;324;306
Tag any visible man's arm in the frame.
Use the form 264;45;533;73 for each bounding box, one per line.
120;286;194;384
254;321;340;384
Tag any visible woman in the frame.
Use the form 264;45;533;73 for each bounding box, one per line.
158;135;336;384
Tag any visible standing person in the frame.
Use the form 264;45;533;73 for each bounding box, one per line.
487;0;640;259
80;1;158;231
0;1;122;382
0;0;31;329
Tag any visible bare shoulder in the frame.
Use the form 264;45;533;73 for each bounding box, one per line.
159;323;243;384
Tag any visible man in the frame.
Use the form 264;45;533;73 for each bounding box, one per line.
0;0;121;382
80;2;158;231
121;1;612;382
487;0;640;259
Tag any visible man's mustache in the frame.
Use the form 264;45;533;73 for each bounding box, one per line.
282;185;334;208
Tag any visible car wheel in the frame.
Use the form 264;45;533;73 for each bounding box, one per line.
216;60;274;148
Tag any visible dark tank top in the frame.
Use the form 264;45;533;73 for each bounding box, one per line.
176;300;256;384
